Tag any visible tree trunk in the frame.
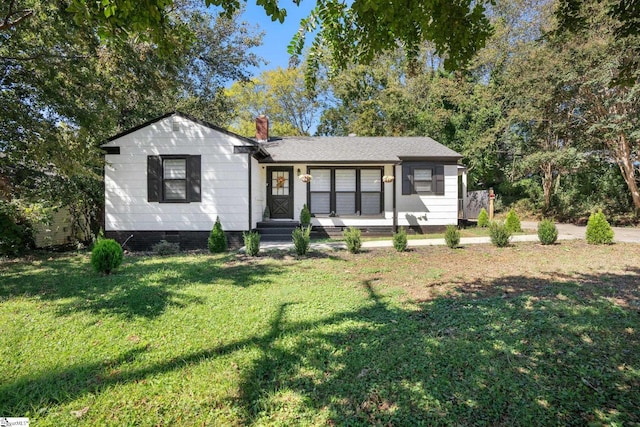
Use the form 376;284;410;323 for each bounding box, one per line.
541;162;553;213
611;134;640;214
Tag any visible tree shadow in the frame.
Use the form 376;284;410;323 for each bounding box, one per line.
0;253;287;319
1;262;638;425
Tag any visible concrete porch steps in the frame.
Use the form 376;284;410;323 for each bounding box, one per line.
255;221;300;242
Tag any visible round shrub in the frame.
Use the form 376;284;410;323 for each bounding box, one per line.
537;219;558;245
91;238;123;274
489;222;512;247
477;208;489;228
292;225;311;256
243;230;261;256
393;228;407;252
299;204;311;226
208;217;227;253
152;240;180;255
445;225;461;249
343;227;362;254
586;210;614;244
505;208;522;233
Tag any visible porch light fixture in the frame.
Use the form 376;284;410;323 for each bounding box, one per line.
382;175;395;183
298;174;312;183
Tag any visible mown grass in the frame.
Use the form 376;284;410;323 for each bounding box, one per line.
1;243;639;426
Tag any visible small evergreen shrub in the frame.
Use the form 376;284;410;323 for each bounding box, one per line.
263;206;270;220
586;210;614;244
537;219;558;245
208;217;227;253
299;204;311;226
444;225;461;249
152;240;180;255
505;208;522;233
392;228;407;252
489;222;512;247
343;227;362;254
243;230;261;256
91;238;123;274
292;225;311;255
477;208;489;228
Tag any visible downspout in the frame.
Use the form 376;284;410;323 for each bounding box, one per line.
393;163;398;232
248;153;252;231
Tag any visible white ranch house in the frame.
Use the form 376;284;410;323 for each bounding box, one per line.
102;112;469;250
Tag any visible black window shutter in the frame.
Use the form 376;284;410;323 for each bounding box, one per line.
435;165;445;195
188;155;201;202
402;163;412;195
147;156;162;202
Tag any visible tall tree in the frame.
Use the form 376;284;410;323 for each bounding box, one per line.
225;67;323;136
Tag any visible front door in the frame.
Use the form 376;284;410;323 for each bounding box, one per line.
267;166;294;219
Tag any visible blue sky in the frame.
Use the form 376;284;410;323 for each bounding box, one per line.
239;1;316;73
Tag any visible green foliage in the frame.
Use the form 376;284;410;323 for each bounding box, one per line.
489;222;512;248
586;210;614;245
243;231;261;256
477;208;490;228
537;219;558;245
444;225;461;249
299;204;311;226
152;240;180;256
343;227;362;254
208;217;227;253
292;225;311;256
0;201;35;256
505;209;522;233
392;228;408;252
90;239;123;274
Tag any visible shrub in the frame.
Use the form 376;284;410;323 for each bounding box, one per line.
586;210;614;244
299;204;311;226
477;208;489;228
243;230;261;256
0;202;35;256
208;217;227;253
292;225;311;255
444;225;461;249
343;227;362;254
505;208;522;233
392;228;407;252
537;219;558;245
489;222;512;247
152;240;180;255
91;239;123;274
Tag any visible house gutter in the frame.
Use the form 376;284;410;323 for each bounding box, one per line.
393;164;398;232
248;153;252;231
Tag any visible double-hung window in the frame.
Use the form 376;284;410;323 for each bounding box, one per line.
147;155;201;203
308;168;383;215
402;162;445;195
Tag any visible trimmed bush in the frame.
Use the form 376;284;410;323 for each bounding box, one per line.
152;240;180;255
91;238;123;274
586;210;614;244
208;217;227;253
505;208;522;233
537;219;558;245
477;208;489;228
243;230;261;256
343;227;362;254
392;228;408;252
292;225;311;256
445;225;461;249
299;204;311;226
489;222;512;247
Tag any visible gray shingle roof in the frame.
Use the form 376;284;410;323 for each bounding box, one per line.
260;136;462;163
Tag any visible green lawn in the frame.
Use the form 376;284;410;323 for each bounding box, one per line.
1;243;639;426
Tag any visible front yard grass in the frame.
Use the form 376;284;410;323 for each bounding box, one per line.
1;241;639;426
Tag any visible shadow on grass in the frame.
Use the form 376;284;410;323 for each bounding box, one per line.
1;264;639;425
0;253;288;319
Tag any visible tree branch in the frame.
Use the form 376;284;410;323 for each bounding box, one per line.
1;0;33;31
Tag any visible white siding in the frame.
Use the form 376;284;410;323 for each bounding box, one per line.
104;115;251;232
395;164;459;226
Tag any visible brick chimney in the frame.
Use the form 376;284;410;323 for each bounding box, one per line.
256;115;269;142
